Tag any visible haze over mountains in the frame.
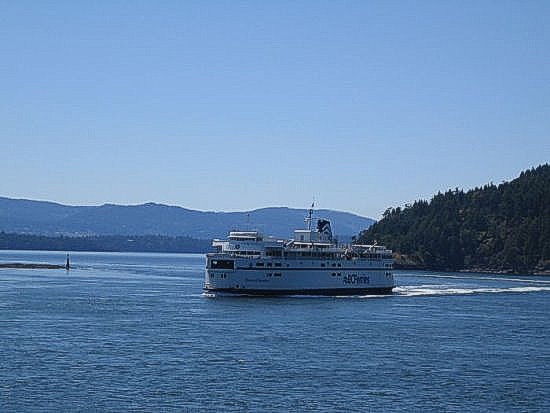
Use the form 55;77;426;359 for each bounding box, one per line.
0;197;374;240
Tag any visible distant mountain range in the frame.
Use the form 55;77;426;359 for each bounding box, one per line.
0;197;374;240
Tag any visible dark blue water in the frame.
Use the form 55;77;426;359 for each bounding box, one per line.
1;251;549;412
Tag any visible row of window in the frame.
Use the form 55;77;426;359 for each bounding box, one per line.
233;251;260;256
253;261;390;268
360;254;392;260
284;251;335;258
256;262;282;267
266;273;282;277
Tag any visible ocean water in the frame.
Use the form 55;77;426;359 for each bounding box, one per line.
1;250;549;412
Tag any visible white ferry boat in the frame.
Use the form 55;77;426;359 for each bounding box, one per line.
204;209;395;296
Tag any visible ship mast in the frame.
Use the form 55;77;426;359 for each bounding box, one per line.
305;202;314;230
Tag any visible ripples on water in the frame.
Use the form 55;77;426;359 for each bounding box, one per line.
1;251;549;412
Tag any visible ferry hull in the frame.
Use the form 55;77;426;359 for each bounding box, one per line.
204;266;395;296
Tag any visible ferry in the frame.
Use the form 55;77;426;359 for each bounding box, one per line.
204;208;395;296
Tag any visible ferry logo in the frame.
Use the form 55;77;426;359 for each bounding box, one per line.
343;274;370;285
317;219;333;241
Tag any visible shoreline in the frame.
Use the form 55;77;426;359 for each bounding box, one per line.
0;262;67;269
394;263;550;276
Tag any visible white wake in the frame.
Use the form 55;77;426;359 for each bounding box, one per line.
394;285;550;297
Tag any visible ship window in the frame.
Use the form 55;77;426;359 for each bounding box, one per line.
331;263;336;267
274;273;282;277
256;262;264;267
210;260;234;269
267;273;272;277
337;263;341;267
274;263;282;267
337;273;342;276
332;272;336;276
267;263;272;267
321;263;325;267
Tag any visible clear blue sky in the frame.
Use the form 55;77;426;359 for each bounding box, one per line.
1;1;549;219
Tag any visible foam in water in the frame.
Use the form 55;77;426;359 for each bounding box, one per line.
403;272;550;284
395;285;550;297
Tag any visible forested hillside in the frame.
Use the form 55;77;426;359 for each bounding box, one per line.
358;164;550;274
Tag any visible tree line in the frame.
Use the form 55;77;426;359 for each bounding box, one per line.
358;164;550;274
0;233;211;254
